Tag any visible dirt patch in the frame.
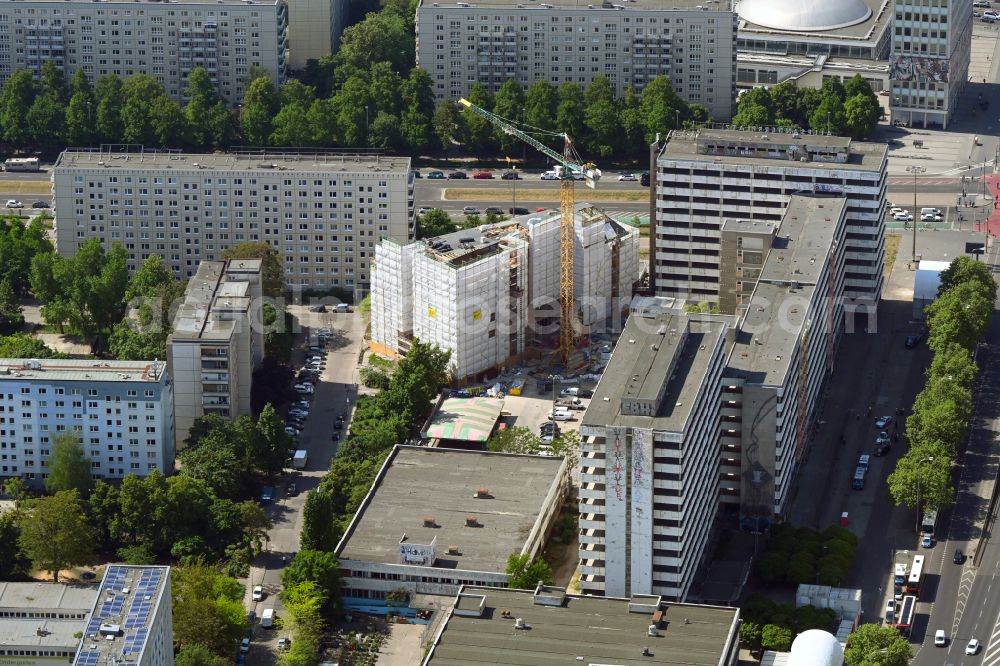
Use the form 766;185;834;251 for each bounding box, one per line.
34;332;91;356
545;534;580;591
443;188;649;203
885;233;901;276
4;181;51;195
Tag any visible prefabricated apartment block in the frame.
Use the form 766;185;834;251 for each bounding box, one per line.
371;205;640;381
578;193;845;601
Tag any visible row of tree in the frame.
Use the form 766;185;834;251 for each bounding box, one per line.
732;77;881;139
888;257;996;513
300;341;451;552
739;595;839;652
753;523;858;587
277;550;342;666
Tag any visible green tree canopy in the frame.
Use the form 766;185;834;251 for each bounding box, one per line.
843;623;912;666
416;209;457;239
506;553;553;589
18;490;95;582
45;432;92;496
281;549;342;613
887;447;955;511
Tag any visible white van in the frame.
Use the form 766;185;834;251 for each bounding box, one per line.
261;608;274;628
549;410;573;421
920;207;942;217
334;303;349;313
858;454;870;471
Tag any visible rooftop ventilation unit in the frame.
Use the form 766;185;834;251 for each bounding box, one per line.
423;516;437;528
465;515;480;527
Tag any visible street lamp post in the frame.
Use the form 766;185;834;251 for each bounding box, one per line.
915;456;934;534
907;165;926;265
364;105;369;136
675;109;681;130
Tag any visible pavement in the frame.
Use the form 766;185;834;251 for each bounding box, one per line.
243;307;365;663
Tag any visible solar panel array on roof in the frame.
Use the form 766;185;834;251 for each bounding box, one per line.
123;627;148;655
125;569;163;629
76;651;100;666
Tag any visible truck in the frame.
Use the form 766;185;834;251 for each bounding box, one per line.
292;450;308;469
261;608;274;628
260;486;274;504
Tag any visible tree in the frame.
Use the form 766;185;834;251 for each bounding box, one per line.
281;549;342;612
256;403;294;475
492;80;526;154
0;278;23;334
369;111;402;149
185;67;220;148
301;489;339;551
66;70;97;146
525;80;559;133
760;624;793;652
487;426;542;455
95;74;125;143
416;209;457;239
555;83;585;149
221;242;284;296
0;70;37;145
843;623;912;666
172;564;247;656
45;432;92;496
334;12;415;74
926;281;993;353
939;256;997;300
618;86;645;153
583;76;620;157
150;96;187;146
18;490;95;582
400;103;434;152
844;94;879;138
242;76;280;146
809;95;846;135
821;77;847;102
330;76;371;147
270;102;312;146
738;87;776;121
639;75;686;143
928;342;978;388
739;621;763;651
175;644;231;666
433;99;463;150
887;449;955;511
844;74;876;103
121;74;168;145
26;93;65;148
506;553;553;589
0;333;63;358
109;321;169;361
0;511;30;579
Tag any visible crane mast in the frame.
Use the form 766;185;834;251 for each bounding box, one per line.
457;98;601;366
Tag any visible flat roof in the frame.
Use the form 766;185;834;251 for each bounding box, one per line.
18;0;279;5
759;194;843;285
74;566;170;666
337;447;565;573
727;282;814;385
1;619;86;649
424;397;504;442
582;313;730;432
0;359;167;383
420;0;729;11
0;582;96;613
169;260;258;342
54;149;410;173
661;129;887;171
739;0;891;42
424;586;739;666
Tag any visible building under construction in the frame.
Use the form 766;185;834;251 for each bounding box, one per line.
370;204;640;381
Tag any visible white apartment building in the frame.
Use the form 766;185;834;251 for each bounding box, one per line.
287;0;349;69
0;0;286;104
0;582;94;666
719;194;846;528
888;0;971;128
416;0;737;120
651;128;887;309
0;359;174;488
371;205;639;381
578;311;729;602
51;148;415;300
167;259;263;450
74;566;173;666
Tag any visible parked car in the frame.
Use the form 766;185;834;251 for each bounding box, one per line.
240;638;250;654
535;207;547;212
308;304;326;313
540;171;559;180
336;414;346;421
473;171;494;179
905;334;923;349
954;548;964;564
284;426;298;437
253;585;264;601
294;384;314;394
31;201;48;208
427;170;445;179
922;213;943;222
640;172;650;186
418;206;434;214
509;207;530;215
485;206;503;215
618;173;638;182
277;637;290;651
893;211;914;222
501;171;520;180
334;421;343;430
875;415;892;429
411;170;422;178
876;431;890;444
463;206;481;215
5;200;22;208
966;638;980;655
875;441;891;457
889;206;905;215
448;171;468;179
288;482;297;496
579;389;594;398
560;387;579;397
571;171;585;180
885;599;896;616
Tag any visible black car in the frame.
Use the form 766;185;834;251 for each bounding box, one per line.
905;334;923;349
954;549;964;564
412;170;422;178
501;171;520;180
334;421;343;430
485;207;504;215
31;201;48;208
579;389;593;398
336;414;345;421
874;441;891;457
509;207;530;215
640;171;650;186
332;432;340;442
309;304;327;313
448;171;468;179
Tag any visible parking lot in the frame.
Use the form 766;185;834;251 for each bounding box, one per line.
489;373;597;443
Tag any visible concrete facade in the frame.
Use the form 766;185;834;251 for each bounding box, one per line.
371;205;640;381
167;259;263;450
651;128;887;309
0;359;173;488
416;0;738;120
0;0;286;104
888;0;972;128
286;0;349;69
51;148;414;299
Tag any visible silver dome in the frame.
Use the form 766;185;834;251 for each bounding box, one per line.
736;0;872;32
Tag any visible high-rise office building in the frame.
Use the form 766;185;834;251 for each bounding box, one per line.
416;0;737;120
0;359;173;488
888;0;971;128
0;0;286;104
51;148;415;299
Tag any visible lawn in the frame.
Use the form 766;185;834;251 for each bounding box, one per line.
885;233;901;276
443;187;650;203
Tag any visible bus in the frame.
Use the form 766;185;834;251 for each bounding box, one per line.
3;157;39;172
921;508;938;547
892;595;917;636
907;555;925;597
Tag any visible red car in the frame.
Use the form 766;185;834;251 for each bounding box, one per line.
473;171;494;179
535;207;547;212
